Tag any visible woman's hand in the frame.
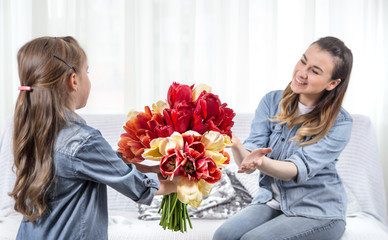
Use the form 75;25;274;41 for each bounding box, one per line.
238;148;272;174
238;148;298;181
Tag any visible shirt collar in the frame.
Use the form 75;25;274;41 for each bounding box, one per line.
64;109;86;125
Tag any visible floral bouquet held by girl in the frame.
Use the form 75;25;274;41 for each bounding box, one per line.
118;82;235;232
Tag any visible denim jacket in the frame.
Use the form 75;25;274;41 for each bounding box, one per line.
16;113;160;240
243;90;353;220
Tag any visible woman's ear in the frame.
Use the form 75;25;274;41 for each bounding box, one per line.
67;73;78;92
326;78;341;91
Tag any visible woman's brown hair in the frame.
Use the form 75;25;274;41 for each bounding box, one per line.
9;36;86;222
273;36;353;145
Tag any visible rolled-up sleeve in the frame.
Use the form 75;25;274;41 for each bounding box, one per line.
73;132;160;205
287;115;353;184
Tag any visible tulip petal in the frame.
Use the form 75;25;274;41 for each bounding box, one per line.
205;151;227;166
192;83;212;101
152;132;184;156
177;178;203;208
224;134;232;146
198;179;212;196
142;148;163;160
126;109;140;121
152;100;169;114
202;131;225;152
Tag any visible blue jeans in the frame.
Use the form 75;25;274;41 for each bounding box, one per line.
213;204;345;240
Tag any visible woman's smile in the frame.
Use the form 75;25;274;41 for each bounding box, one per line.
294;77;307;86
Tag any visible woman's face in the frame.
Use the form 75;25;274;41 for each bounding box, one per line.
291;43;341;107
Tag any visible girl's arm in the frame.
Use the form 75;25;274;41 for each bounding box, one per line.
238;148;298;181
133;163;166;180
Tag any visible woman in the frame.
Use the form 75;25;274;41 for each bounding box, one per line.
213;36;353;240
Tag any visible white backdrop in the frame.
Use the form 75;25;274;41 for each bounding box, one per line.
1;0;388;214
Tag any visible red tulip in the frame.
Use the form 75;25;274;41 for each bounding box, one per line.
118;106;174;163
192;92;236;137
160;149;182;177
159;134;222;183
167;82;194;109
163;107;192;134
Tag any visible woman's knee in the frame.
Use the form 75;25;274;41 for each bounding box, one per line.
213;220;244;240
213;225;231;240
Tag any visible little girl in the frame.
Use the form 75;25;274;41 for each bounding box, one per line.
9;36;176;239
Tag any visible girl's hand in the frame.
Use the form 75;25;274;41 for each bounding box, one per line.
145;164;167;181
238;148;272;174
157;175;179;195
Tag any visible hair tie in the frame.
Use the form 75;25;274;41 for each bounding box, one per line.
18;86;32;91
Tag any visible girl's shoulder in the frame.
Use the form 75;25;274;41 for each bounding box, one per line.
56;120;102;156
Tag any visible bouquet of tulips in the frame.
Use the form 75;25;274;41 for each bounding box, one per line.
118;82;235;232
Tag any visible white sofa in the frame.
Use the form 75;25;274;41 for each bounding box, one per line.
1;113;388;240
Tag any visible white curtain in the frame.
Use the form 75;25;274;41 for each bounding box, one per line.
1;0;388;204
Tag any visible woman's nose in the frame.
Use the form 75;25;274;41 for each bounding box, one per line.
297;68;308;79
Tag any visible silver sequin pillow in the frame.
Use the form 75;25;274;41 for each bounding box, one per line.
138;166;253;220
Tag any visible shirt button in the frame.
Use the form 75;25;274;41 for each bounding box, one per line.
272;126;275;130
281;138;285;142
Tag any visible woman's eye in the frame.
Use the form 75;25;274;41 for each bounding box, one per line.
301;59;306;65
312;70;319;74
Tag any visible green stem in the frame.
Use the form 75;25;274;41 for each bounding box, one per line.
158;193;193;232
185;203;192;229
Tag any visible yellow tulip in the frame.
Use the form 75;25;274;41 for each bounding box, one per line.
202;131;225;152
126;109;140;121
198;179;212;197
183;130;201;137
142;138;164;160
192;83;212;101
177;178;203;208
224;134;232;146
142;132;184;160
159;132;184;155
205;151;228;166
152;100;169;114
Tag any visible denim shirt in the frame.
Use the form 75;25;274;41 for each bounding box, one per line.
16;113;160;240
243;90;353;220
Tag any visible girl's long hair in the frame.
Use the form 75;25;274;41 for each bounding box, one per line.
9;36;86;222
273;36;353;146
